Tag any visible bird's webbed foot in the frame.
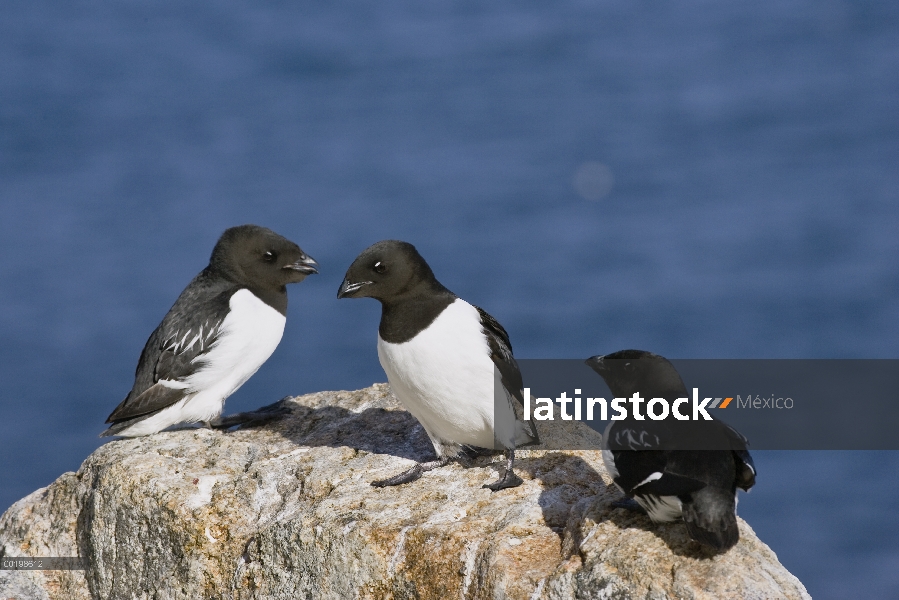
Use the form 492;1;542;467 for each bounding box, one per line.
482;449;524;491
483;469;523;491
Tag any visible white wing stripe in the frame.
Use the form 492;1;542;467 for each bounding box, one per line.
159;379;190;390
634;471;663;489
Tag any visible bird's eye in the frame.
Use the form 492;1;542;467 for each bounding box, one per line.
374;261;387;274
624;362;634;372
263;251;276;263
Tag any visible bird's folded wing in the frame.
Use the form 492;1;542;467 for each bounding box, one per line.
633;471;707;497
612;451;706;496
474;305;521;400
610;450;664;492
607;423;664;450
474;305;539;443
106;291;231;422
105;380;190;422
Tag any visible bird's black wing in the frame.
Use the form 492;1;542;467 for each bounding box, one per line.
474;305;539;443
606;419;708;496
106;274;235;423
474;306;519;398
606;417;671;451
610;449;707;497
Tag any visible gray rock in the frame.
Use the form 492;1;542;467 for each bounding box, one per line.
1;384;811;599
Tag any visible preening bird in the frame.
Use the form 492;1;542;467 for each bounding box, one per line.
586;349;756;551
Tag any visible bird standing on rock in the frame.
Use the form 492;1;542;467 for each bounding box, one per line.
586;349;756;551
103;224;318;437
338;240;539;491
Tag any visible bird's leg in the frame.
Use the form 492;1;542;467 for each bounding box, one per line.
483;449;524;491
457;445;498;466
611;497;646;514
208;398;292;431
371;457;449;487
462;445;499;458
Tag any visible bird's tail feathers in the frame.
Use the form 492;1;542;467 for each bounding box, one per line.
99;417;141;437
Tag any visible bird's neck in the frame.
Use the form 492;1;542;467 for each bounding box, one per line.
205;265;289;316
250;284;288;316
378;284;455;344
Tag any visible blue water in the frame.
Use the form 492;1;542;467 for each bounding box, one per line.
1;1;897;597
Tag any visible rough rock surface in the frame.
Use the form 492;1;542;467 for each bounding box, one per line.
1;384;810;600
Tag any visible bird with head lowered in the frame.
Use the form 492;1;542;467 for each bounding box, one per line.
586;349;756;551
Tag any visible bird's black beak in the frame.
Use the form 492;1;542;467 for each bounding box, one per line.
337;278;371;299
585;355;607;374
284;255;319;275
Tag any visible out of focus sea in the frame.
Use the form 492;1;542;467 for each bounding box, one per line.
1;2;897;597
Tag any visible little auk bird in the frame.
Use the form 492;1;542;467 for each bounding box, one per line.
337;240;539;491
102;224;318;437
586;349;756;551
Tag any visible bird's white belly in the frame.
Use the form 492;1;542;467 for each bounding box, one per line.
182;288;286;419
377;299;497;450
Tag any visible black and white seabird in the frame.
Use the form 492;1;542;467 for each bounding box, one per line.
102;224;318;437
586;350;756;551
337;240;539;491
